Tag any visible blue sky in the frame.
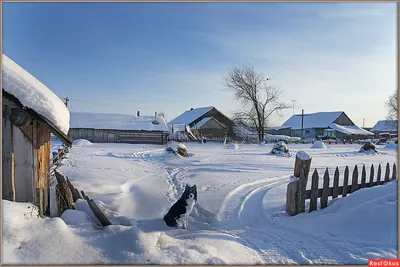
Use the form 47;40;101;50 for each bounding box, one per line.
2;2;397;127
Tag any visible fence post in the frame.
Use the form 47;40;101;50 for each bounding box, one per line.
369;164;375;187
392;163;397;181
309;169;319;212
361;165;366;188
332;167;339;199
343;166;349;197
384;163;390;182
377;164;382;185
320;168;330;209
296;169;307;214
351;165;358;193
294;151;312;183
286;180;298;216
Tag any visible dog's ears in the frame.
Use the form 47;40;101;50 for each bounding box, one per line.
185;184;190;189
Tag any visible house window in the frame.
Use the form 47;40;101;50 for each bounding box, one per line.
305;130;310;134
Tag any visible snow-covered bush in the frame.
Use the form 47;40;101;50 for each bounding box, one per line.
270;141;289;155
72;139;93;147
359;142;377;153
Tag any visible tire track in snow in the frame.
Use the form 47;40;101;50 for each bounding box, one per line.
164;167;187;202
216;177;343;264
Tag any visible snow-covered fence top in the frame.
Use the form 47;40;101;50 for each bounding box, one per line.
2;54;70;135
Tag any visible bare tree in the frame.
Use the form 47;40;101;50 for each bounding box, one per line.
224;66;289;143
386;90;398;120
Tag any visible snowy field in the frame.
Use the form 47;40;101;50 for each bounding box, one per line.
3;141;398;264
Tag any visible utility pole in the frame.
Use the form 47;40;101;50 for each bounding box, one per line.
301;109;304;141
363;118;365;128
292;100;295;115
63;97;70;107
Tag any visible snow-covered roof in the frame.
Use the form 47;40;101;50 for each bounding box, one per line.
168;106;214;126
329;123;374;136
2;54;70;135
371;120;398;132
281;112;343;129
70;112;169;132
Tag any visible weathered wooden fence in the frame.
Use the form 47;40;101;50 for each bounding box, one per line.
287;162;397;216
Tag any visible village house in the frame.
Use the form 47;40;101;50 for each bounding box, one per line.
370;120;398;139
2;54;72;216
69;112;169;144
167;106;235;139
279;111;373;140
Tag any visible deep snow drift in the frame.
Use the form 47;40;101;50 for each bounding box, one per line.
3;142;397;264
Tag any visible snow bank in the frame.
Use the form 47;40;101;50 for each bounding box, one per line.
385;143;398;149
72;139;93;147
265;134;290;142
2;54;70;135
225;142;239;150
311;140;327;149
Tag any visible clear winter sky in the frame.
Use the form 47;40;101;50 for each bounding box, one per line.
2;2;397;127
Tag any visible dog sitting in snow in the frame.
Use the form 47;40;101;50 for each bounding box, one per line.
163;185;197;229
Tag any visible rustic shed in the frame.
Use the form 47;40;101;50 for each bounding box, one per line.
2;54;72;216
191;117;227;138
168;106;235;138
69;112;169;144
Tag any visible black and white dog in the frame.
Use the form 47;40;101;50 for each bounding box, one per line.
163;185;197;229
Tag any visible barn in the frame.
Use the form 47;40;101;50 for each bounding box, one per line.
2;54;72;216
69;112;169;144
168;106;235;139
370;120;398;138
281;111;374;141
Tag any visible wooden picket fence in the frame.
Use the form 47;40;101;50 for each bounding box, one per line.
286;162;397;216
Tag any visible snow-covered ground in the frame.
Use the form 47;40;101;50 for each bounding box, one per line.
3;142;398;264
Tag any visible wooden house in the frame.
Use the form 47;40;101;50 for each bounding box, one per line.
168;106;235;139
370;120;398;139
69;112;170;145
2;54;72;216
281;111;374;141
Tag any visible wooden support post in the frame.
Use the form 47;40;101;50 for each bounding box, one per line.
286;180;298;216
369;164;375;187
309;169;319;212
343;166;349;197
293;151;312;182
296;169;307;214
320;168;330;209
351;165;358;193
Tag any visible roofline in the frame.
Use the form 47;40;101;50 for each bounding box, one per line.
168;106;215;125
3;90;72;146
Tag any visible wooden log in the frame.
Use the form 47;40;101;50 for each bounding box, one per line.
384;163;390;183
54;170;74;216
351;165;358;193
377;164;382;185
87;199;112;227
296;169;307;214
293;151;312;182
332;167;339;199
369;164;375;187
361;165;366;188
286;180;299;216
81;190;90;201
392;163;397;181
66;177;82;202
309;169;319;212
320;168;330;209
343;166;349;197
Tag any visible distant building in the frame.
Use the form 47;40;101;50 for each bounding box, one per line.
168;106;235;139
281;111;373;140
69;112;169;145
370;120;398;138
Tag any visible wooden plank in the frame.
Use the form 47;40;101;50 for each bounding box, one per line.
361;165;366;188
296;169;307;214
351;165;358;193
384;163;390;183
286;180;298;216
377;164;382;185
392;163;397;181
320;168;330;209
32;121;39;209
2;105;15;201
309;169;319;212
342;166;349;197
13;126;34;202
369;164;375;187
87;199;112;226
332;167;339;199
